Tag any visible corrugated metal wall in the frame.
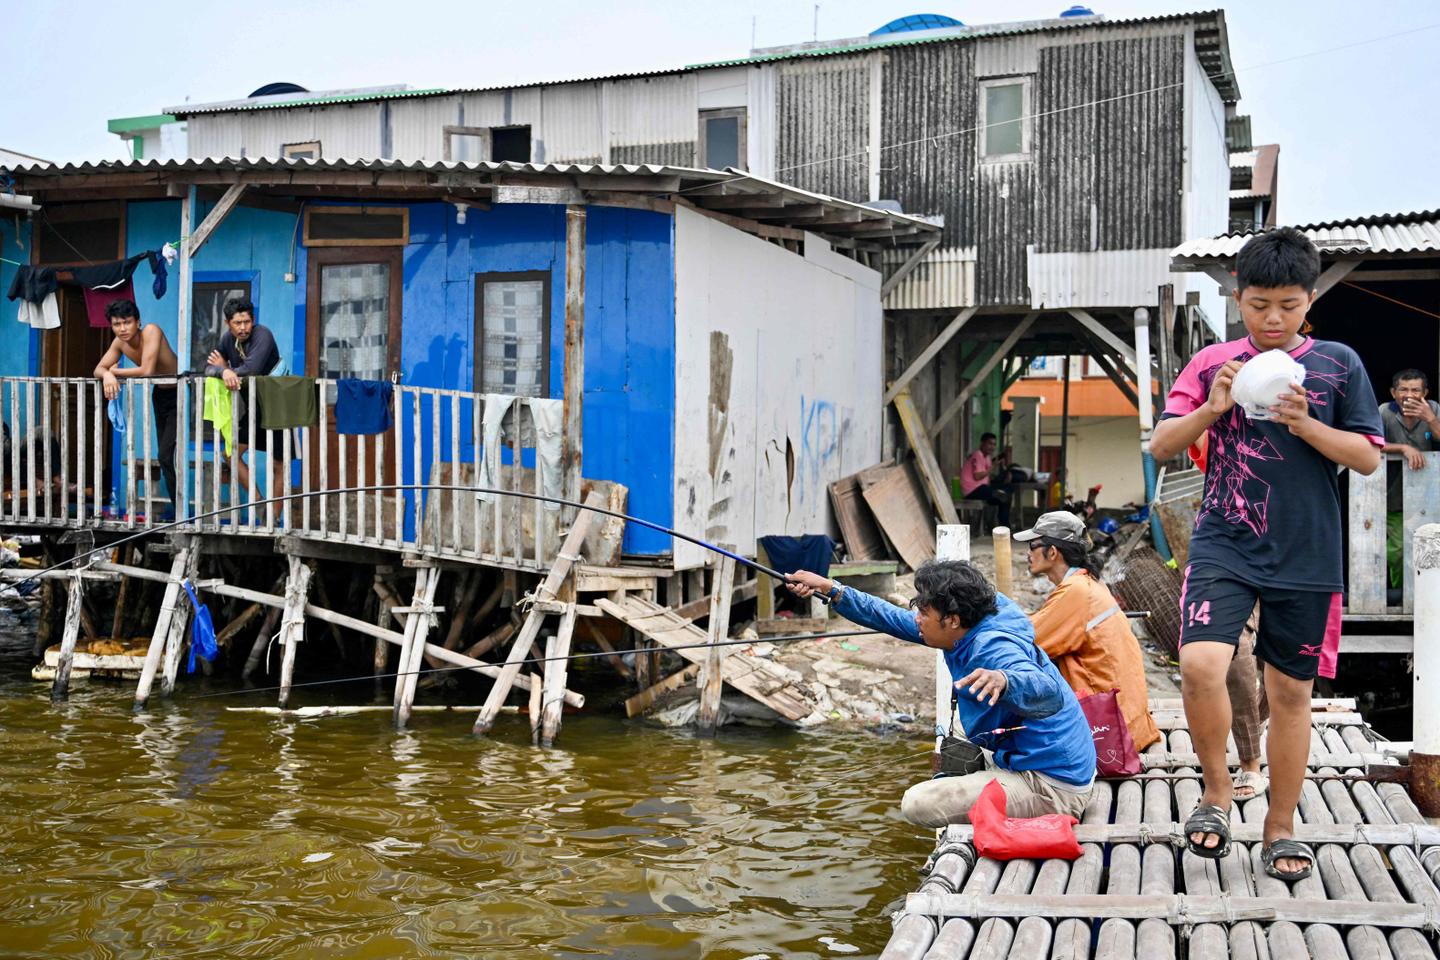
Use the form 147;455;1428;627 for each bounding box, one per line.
607;75;698;163
195;104;384;160
975;162;1033;305
387;97;462;160
775;56;871;202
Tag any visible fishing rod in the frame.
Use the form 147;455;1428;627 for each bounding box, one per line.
185;627;880;702
14;482;815;594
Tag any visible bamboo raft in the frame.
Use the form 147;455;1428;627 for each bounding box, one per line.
881;697;1439;960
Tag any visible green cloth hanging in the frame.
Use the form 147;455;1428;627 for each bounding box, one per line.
203;377;234;456
256;376;319;430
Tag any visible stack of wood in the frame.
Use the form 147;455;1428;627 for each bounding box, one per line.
828;461;938;571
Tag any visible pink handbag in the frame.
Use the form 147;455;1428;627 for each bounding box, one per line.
1078;689;1141;777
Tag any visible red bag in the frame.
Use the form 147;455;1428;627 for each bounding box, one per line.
969;779;1082;861
1078;689;1141;777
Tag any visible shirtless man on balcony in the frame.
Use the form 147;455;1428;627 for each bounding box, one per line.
94;299;180;518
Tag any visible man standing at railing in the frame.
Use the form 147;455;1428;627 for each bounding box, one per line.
94;299;180;518
1380;369;1440;593
204;298;281;492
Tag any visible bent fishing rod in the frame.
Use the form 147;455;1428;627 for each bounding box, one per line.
15;482;819;595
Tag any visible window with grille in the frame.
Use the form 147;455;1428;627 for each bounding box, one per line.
475;272;550;397
319;262;391;383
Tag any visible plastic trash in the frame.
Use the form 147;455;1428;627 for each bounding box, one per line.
1231;349;1306;421
180;580;218;672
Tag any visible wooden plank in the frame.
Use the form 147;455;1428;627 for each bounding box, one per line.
596;595;813;721
133;548;190;708
1402;452;1440;614
539;604;578;746
561;205;586;506
893;388;961;525
906;892;1433;929
623;664;700;718
882;307;977;405
393;567;440;728
697;555;736;735
49;574;83;701
276;555;313;710
861;465;935;569
472;491;601;734
828;473;888;562
929;313;1039;438
1347;460;1388;613
1069;309;1138;370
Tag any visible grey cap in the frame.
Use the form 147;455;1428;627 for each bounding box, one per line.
1013;511;1087;544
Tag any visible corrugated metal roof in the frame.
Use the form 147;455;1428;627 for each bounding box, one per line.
1171;210;1440;261
4;156;940;239
165;9;1234;117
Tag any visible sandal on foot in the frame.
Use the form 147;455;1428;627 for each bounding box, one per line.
1232;770;1269;800
1261;839;1315;881
1184;803;1231;859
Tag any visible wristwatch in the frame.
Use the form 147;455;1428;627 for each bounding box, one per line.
826;580;843;602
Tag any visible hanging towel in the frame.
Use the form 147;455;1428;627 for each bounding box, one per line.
68;252;147;290
756;534;837;578
107;397;126;434
16;292;60;330
203;377;234;456
83;278;136;328
256;375;318;429
334;378;394;435
180;579;218;673
528;398;563;511
475;394;512;504
146;249;168;300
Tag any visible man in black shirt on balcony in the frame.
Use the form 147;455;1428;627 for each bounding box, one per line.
204;298;282;491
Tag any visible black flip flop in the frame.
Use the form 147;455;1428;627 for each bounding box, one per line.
1183;803;1231;859
1261;839;1315;881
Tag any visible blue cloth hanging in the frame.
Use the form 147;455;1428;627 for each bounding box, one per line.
107;397;125;434
334;378;394;435
180;579;218;673
757;534;837;578
146;249;168;300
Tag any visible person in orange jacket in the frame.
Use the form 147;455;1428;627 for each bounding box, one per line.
1015;511;1161;751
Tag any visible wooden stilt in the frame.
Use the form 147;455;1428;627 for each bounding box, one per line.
540;603;578;746
160;542;201;697
528;674;543;745
472;491;601;735
373;574;395;699
697;554;736;736
392;566;439;729
624;664;700;717
134;548;190;708
633;630;653;690
276;555;313;709
50;573;83;702
243;602;283;680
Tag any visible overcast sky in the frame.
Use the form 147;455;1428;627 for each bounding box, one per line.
4;0;1437;225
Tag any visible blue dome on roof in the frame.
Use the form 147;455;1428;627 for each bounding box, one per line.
870;13;964;36
1058;5;1096;17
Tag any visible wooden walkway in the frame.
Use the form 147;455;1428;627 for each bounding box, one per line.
881;698;1437;960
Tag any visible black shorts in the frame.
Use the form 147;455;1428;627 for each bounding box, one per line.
1178;565;1341;681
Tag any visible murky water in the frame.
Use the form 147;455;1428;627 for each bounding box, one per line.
0;604;932;959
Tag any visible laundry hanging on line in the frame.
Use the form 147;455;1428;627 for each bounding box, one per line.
203;377;234;456
333;378;394;435
83;278;136;328
16;292;59;330
5;264;58;304
68;252;149;291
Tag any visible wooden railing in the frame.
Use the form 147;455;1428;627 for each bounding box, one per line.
1347;451;1438;617
0;376;566;571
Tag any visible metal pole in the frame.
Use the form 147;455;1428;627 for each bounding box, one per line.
1058;356;1071;506
1412;523;1440;815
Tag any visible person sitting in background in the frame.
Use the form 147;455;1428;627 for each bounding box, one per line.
786;561;1095;825
1017;511;1160;751
959;432;1013;527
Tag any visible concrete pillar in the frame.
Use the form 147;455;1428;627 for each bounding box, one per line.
934;525;970;746
1413;523;1440;815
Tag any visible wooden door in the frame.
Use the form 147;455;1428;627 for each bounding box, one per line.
305;247;403;496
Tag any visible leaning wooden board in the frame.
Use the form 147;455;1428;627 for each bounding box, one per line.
595;595;814;721
862;465;935;570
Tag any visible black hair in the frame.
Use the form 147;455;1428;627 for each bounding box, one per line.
980;432;997;443
1234;226;1321;292
1392;368;1429;390
912;560;998;628
223;297;256;321
105;299;140;322
1036;536;1102;579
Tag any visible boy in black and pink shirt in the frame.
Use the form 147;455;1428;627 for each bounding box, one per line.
1151;227;1383;882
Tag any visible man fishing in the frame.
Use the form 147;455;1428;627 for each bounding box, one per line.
787;561;1095;825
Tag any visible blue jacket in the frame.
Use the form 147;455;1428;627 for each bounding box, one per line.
834;588;1097;787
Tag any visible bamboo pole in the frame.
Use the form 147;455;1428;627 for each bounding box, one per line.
696;554;736;736
990;527;1012;598
134;548;190;708
393;567;439;729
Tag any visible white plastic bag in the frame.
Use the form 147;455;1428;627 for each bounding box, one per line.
1231;350;1306;421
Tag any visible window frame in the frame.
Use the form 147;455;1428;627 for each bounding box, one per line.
34;201;126;267
302;205;410;248
489;125;532;164
474;270;553;399
190;272;257;374
443;125;492;163
697;107;748;171
977;77;1032;163
282;141;321;161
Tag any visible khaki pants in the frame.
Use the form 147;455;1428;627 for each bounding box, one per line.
900;765;1093;827
1226;606;1269;763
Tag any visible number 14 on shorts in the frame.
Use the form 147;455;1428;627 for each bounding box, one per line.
1187;601;1212;626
